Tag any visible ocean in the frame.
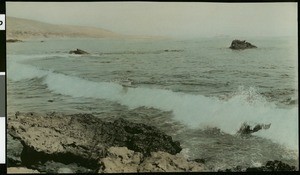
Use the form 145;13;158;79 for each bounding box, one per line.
7;37;298;170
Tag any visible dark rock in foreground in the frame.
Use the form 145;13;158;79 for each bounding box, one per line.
8;112;182;171
6;39;23;43
69;48;89;54
219;160;296;172
246;160;296;171
7;134;23;167
229;40;257;50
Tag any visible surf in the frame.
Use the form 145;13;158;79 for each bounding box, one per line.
7;54;298;150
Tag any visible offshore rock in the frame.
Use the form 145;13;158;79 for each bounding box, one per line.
8;112;182;171
6;39;23;43
99;147;206;173
237;122;271;135
69;48;89;54
229;40;257;50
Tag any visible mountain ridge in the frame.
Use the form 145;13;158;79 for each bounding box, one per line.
6;16;167;40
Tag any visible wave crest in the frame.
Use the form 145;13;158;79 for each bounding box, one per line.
7;55;298;150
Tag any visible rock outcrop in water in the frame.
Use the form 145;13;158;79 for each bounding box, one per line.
8;112;184;173
237;122;271;135
69;49;89;55
229;40;257;50
6;39;23;43
220;160;296;172
246;160;296;171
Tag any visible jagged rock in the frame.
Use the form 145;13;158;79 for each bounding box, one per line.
99;147;206;173
221;165;245;172
237;122;271;135
229;40;257;50
194;158;206;164
219;160;296;172
112;118;182;156
246;160;296;171
138;151;206;172
7;134;23;167
6;39;23;43
69;49;89;54
8;112;182;171
99;147;143;173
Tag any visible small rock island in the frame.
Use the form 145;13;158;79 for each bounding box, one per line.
6;39;23;43
69;49;89;55
229;40;257;50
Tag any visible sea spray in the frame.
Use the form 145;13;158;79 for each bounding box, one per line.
7;55;298;151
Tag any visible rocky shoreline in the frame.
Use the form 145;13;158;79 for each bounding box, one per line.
8;112;205;173
7;112;297;173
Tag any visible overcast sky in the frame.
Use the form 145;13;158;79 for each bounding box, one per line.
6;2;297;38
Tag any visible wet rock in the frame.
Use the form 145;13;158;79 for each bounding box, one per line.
112;118;182;156
219;160;296;172
237;122;271;135
229;40;257;50
8;112;182;171
194;158;206;164
246;160;296;171
221;165;245;172
7;134;23;167
6;39;23;43
69;49;89;55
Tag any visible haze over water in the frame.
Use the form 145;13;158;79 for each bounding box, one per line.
7;2;297;38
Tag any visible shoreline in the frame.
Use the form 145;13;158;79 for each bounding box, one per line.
7;112;205;173
7;111;297;173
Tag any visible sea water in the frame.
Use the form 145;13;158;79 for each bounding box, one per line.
7;37;298;170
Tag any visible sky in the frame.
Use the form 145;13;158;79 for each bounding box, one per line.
6;2;298;38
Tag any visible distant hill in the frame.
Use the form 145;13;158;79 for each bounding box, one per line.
6;16;126;39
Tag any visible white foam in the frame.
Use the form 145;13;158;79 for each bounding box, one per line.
8;56;299;150
8;62;48;81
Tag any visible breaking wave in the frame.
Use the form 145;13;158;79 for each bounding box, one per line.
7;55;298;150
